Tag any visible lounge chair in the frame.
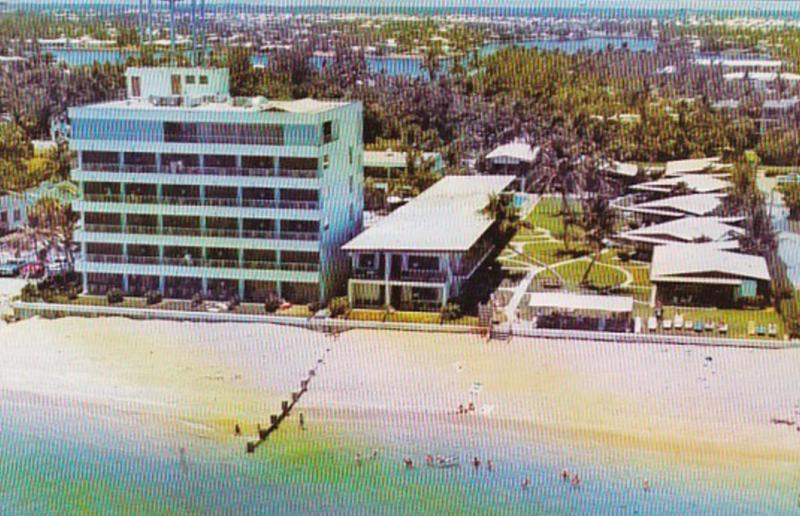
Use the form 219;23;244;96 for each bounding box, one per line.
647;316;657;332
747;320;756;336
684;320;693;332
662;319;672;331
693;321;704;333
756;325;767;336
634;316;643;334
718;322;728;334
673;314;684;330
705;321;715;332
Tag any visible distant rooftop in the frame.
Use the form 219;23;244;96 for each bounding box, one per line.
618;217;744;246
486;142;539;164
343;175;515;253
364;149;443;169
693;57;783;69
664;157;724;176
620;194;725;219
632;174;732;194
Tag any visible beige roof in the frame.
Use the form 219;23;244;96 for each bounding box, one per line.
528;292;634;313
650;244;770;284
342;175;516;252
486;142;539;163
618;217;743;246
619;194;725;218
664;157;724;176
631;174;732;194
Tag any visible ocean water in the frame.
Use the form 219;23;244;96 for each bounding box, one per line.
44;37;655;75
2;391;796;514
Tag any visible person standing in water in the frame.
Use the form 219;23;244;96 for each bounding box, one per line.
299;412;305;431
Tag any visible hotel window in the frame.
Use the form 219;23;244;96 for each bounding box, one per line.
171;74;182;95
348;146;353;164
131;76;141;97
199;75;208;85
322;121;333;144
323;154;330;169
186;75;196;85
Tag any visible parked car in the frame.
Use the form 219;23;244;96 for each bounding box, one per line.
20;262;44;279
0;260;22;277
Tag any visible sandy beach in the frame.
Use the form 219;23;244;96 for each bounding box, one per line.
2;317;800;513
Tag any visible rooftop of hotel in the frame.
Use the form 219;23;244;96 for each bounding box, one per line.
631;174;732;194
620;193;725;218
618;217;744;246
79;96;351;115
342;175;515;253
664;157;724;176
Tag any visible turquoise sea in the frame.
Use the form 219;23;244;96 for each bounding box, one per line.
2;390;796;514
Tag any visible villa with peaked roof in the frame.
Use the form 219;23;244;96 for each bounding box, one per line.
343;175;515;311
616;193;725;222
650;244;771;306
616;217;744;257
631;174;732;196
663;157;728;176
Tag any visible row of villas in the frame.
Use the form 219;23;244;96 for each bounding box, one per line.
68;66;506;309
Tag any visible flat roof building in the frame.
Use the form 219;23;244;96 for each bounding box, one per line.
363;149;444;210
484;141;540;191
342;175;515;311
69;66;364;303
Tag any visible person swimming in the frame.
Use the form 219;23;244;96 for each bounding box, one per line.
486;459;494;472
643;479;651;491
472;456;481;469
571;473;581;488
561;468;570;481
522;477;531;490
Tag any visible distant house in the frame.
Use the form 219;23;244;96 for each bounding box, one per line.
484;142;540;191
616;216;744;257
723;71;800;92
343;175;516;311
0;180;78;234
693;57;783;73
616;193;726;223
363;149;444;210
650;244;771;306
760;98;800;134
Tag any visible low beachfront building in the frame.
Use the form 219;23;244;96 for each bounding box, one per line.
616;216;744;257
69;66;363;303
484;142;539;191
526;292;634;332
616;193;726;223
342;175;516;311
650;244;771;307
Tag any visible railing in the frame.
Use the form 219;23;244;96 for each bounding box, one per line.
352;267;384;280
82;254;320;272
397;269;447;283
81;164;318;179
164;134;286;146
81;194;319;210
82;223;317;241
395;299;443;312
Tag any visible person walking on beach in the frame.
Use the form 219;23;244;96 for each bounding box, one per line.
571;473;581;488
403;457;414;469
472;457;481;470
179;447;189;474
234;423;241;436
299;412;305;431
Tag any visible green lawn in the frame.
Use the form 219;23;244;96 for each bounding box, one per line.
598;249;652;287
522;241;590;265
633;305;786;341
525;197;583;240
551;259;628;290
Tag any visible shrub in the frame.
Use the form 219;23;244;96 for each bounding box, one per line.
307;300;324;313
227;294;240;308
191;293;203;308
328;296;350;318
66;287;79;301
20;283;39;302
107;288;124;304
145;290;163;305
264;295;282;313
440;302;462;322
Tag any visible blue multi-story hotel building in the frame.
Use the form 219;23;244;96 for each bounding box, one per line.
69;67;363;303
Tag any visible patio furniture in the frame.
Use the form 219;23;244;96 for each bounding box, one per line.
673;314;684;330
684;320;693;332
662;319;672;330
705;321;715;332
647;316;657;332
693;321;704;333
748;320;756;336
718;322;728;334
756;325;767;336
768;324;778;337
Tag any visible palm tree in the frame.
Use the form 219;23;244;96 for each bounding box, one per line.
578;196;617;286
528;117;612;250
26;197;78;268
482;192;525;242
